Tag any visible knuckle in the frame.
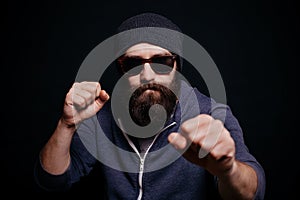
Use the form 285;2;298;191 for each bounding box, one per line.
222;129;235;146
96;82;101;88
209;149;218;158
73;82;79;87
66;92;72;100
181;122;189;133
95;84;100;92
213;119;224;127
73;82;81;90
85;91;93;99
76;98;86;107
229;134;235;146
198;114;213;123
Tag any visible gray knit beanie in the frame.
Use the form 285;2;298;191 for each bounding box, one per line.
114;12;183;69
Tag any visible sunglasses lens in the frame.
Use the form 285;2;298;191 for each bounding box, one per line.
152;56;174;67
151;56;175;74
121;58;143;75
151;63;173;74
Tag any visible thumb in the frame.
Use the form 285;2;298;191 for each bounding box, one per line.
168;132;188;150
94;90;110;111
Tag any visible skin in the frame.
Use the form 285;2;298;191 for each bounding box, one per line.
40;43;258;199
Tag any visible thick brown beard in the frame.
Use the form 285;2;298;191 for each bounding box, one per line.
129;83;177;126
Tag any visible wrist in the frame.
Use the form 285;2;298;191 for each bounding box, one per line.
60;116;77;128
52;118;77;141
59;117;77;130
217;160;258;199
218;160;239;182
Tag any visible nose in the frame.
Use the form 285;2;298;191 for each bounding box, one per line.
140;63;155;83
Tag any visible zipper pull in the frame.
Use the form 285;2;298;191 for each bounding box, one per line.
140;158;144;172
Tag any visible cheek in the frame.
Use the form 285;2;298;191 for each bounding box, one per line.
127;75;140;87
156;74;176;87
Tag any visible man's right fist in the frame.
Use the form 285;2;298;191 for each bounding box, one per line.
62;81;109;127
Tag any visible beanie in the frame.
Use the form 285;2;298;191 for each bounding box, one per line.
114;12;183;69
117;12;182;33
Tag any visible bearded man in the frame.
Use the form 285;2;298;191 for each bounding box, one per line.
34;12;265;200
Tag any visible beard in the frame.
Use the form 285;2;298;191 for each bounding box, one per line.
129;83;178;127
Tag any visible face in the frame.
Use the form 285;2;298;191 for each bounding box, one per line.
122;43;178;89
118;43;179;128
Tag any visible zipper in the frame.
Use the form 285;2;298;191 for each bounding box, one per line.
137;158;144;200
121;121;177;200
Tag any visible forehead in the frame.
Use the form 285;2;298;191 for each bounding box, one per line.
125;43;171;57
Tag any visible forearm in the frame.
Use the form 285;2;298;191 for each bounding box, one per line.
218;160;258;200
40;118;76;175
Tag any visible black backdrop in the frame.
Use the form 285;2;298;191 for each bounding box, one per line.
2;0;297;199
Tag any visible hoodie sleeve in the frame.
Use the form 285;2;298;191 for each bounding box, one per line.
194;88;266;199
34;123;98;192
220;105;266;200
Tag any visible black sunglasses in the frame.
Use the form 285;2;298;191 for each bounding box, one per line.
117;55;178;75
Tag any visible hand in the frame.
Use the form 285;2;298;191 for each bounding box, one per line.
61;81;110;127
168;114;236;177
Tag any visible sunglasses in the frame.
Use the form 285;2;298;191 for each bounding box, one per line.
117;55;178;75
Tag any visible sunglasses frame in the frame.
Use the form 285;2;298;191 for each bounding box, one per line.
117;54;179;75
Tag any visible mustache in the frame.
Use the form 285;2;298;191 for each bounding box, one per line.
131;83;172;97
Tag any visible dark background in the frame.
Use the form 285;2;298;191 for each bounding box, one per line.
2;0;297;199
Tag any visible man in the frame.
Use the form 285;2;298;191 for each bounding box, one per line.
34;12;265;199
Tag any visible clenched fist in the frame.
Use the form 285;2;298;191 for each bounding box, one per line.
61;81;110;127
168;114;236;177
